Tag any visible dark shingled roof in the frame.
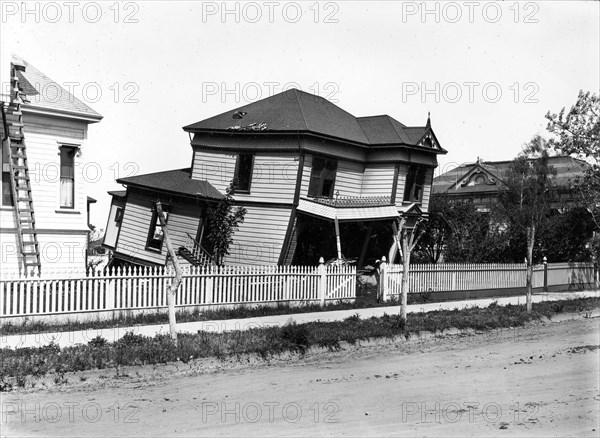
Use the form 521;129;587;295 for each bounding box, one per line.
14;57;102;120
356;115;412;144
184;88;444;152
117;169;223;200
185;88;369;145
433;156;590;194
108;190;127;198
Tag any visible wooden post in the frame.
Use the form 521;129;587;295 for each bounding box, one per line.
379;256;388;302
543;256;548;292
319;257;326;306
358;223;373;268
334;216;342;261
155;201;181;344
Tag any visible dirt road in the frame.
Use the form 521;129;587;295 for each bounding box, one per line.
2;317;599;437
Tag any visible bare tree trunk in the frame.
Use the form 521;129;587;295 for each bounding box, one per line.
400;234;410;324
525;224;535;313
156;202;181;344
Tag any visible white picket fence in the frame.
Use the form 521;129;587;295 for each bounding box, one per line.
381;261;596;300
0;263;356;320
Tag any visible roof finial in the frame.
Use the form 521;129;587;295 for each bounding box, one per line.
426;111;431;128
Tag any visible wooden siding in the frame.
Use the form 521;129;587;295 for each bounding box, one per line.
116;191;202;266
103;197;125;249
395;164;408;205
191;149;237;193
224;205;293;266
420;167;434;213
335;160;364;197
1;231;88;276
361;163;395;197
235;153;299;204
300;137;366;162
300;154;313;197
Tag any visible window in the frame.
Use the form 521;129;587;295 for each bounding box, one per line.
60;146;76;208
403;165;427;203
235;153;254;193
146;206;169;251
1;142;14;206
114;207;123;224
308;157;337;198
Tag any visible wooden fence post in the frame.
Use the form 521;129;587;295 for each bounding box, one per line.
319;257;326;306
107;276;115;312
543;256;548;292
379;256;387;302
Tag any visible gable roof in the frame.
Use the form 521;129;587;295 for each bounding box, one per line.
184;88;446;152
117;168;223;200
433;156;590;194
12;56;102;121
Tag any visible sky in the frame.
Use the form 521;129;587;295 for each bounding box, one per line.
1;1;599;230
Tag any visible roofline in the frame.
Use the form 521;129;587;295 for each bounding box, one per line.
116;181;224;201
185;127;446;153
22;104;103;123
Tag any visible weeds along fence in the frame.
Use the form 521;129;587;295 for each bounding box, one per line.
0;263;356;323
380;261;597;301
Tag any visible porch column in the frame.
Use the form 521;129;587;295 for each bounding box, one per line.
334;215;342;260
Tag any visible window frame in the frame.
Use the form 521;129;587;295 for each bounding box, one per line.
308;156;338;199
146;205;170;252
1;141;14;207
59;145;77;209
403;165;427;203
234;153;255;194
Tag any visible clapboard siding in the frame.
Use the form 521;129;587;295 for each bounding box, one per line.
420;167;434;213
235;153;298;204
16;132;88;232
192;149;237;192
361;163;395;197
0;231;88;276
224;205;293;266
300;154;313;197
395;164;408;205
116;190;202;266
335;160;364;197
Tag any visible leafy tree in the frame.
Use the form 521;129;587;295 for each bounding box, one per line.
205;180;247;265
547;90;600;230
546;90;599;161
414;195;451;263
496;136;555;312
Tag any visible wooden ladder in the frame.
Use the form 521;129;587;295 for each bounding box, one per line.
2;64;41;276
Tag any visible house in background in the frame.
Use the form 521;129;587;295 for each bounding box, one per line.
432;156;590;212
0;56;102;276
104;89;446;268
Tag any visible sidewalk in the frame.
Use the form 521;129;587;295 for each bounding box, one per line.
1;290;598;349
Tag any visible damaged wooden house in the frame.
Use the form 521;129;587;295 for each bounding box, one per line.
103;89;446;268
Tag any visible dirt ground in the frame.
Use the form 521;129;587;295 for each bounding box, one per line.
2;316;599;437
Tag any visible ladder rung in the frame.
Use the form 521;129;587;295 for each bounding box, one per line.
23;251;39;256
24;262;41;267
17;198;33;202
12;165;28;170
15;176;30;180
20;219;35;223
18;208;34;213
21;230;38;234
22;241;39;246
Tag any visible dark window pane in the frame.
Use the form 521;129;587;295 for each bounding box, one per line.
236;154;253;192
2;172;14;206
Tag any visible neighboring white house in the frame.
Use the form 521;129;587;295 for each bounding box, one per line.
0;56;102;276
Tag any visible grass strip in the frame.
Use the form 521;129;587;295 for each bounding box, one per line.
1;297;598;391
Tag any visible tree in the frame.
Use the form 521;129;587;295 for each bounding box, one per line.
414;195;451;263
547;91;600;229
546;90;599;161
496;136;555;312
395;215;427;324
205;180;247;265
